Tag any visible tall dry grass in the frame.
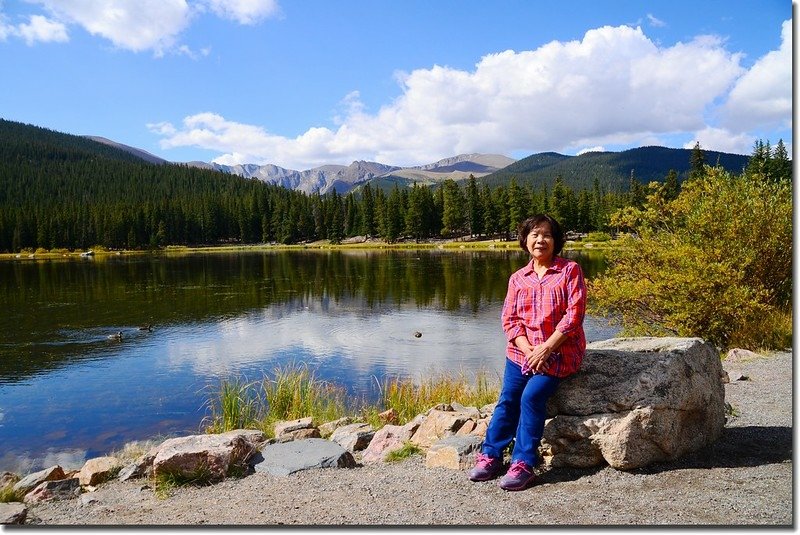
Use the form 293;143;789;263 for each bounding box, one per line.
203;364;501;437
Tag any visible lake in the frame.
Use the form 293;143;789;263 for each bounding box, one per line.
0;248;618;474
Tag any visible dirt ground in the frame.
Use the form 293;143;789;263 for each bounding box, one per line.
24;350;793;527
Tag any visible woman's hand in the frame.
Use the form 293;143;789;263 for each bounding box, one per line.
525;343;553;374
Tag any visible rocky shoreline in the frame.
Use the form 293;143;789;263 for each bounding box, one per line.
2;343;792;526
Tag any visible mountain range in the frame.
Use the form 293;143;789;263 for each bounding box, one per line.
181;153;516;195
90;135;752;195
10;119;754;195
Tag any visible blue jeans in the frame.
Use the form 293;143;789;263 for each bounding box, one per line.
482;358;561;466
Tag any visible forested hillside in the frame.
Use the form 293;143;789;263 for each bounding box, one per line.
0;119;774;252
481;146;750;190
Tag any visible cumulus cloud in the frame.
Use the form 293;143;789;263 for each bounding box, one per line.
721;19;791;132
0;13;68;45
11;0;279;54
31;0;192;54
17;14;68;44
684;127;756;156
154;24;754;168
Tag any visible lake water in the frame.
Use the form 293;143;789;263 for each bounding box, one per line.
0;248;618;474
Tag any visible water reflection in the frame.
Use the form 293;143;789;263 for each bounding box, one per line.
0;249;617;473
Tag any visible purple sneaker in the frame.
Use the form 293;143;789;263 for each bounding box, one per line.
498;460;536;491
468;453;502;481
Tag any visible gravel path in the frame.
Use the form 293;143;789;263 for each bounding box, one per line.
26;351;793;526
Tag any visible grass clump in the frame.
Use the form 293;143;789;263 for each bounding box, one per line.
261;364;348;433
203;377;265;434
204;364;500;438
0;475;22;503
203;363;349;438
372;368;500;425
153;465;215;499
384;443;423;463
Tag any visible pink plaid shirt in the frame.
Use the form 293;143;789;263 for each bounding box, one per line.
501;256;587;378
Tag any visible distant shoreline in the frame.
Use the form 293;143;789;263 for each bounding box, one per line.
0;237;620;261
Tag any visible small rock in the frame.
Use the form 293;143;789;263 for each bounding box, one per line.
318;417;354;438
455;419;476;436
274;417;315;438
330;423;375;452
378;408;399;425
23;478;81;504
410;409;473;448
274;428;321;443
80;494;100;506
78;456;122;486
725;348;762;363
0;502;27;525
13;466;66;496
425;435;483;470
361;425;411;464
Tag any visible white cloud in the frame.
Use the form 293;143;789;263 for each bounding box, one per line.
33;0;193;54
646;14;666;28
16;14;68;45
15;0;280;54
0;12;68;45
721;19;791;132
201;0;280;25
684;127;755;155
154;24;752;168
577;146;605;155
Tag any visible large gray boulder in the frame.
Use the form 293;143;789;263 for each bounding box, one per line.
251;439;356;476
152;429;264;481
541;337;726;470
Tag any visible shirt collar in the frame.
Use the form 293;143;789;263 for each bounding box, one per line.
522;255;566;276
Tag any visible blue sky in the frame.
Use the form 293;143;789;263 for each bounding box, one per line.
0;0;792;170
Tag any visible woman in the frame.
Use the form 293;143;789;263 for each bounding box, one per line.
468;214;586;491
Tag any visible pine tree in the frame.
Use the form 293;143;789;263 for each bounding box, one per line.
405;183;425;242
466;174;483;237
663;169;680;201
770;139;791;183
688;141;707;181
360;183;376;237
441;180;466;238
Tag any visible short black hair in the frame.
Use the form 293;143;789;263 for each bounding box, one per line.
517;214;565;256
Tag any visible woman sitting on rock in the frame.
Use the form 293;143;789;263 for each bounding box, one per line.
468;214;587;491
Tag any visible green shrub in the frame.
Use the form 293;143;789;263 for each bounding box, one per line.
591;165;792;350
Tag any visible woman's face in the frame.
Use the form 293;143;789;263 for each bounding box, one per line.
526;222;555;263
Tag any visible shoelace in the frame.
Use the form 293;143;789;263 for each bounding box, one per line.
507;461;531;477
475;453;495;468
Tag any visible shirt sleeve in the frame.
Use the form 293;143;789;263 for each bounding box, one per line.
501;274;526;342
555;262;586;336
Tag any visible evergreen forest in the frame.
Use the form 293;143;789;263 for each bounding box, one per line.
0;119;789;252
